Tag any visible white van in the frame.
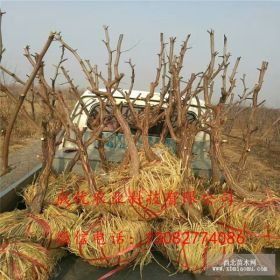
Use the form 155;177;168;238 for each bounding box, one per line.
53;89;211;176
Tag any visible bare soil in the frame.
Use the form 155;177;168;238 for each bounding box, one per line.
223;134;280;191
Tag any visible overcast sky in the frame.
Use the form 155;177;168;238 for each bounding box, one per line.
1;1;280;108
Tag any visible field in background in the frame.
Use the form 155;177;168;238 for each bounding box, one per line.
223;107;280;189
0;85;77;151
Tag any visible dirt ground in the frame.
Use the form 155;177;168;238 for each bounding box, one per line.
223;134;280;192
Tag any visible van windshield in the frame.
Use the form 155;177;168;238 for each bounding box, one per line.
87;103;196;137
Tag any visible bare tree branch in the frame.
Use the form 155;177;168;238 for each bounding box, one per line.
1;32;55;175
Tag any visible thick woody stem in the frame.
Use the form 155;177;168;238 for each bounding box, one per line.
101;26;140;176
141;34;165;161
1;33;55;175
75;126;97;192
57;93;98;192
237;62;268;180
30;119;60;214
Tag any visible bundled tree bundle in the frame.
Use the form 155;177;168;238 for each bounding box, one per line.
154;218;234;273
79;145;185;221
0;240;65;280
24;174;82;213
210;192;280;252
68;212;152;268
0;205;77;248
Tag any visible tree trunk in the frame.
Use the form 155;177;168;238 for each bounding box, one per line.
159;124;169;144
75;127;97;193
210;128;264;200
98;136;109;172
30;121;56;214
142;111;160;162
111;103;140;176
64;152;80;173
122;130;141;166
178;126;197;181
1;33;55;175
209;133;221;184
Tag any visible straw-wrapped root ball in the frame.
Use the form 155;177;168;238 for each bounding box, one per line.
0;240;66;280
0;205;78;248
154;218;234;273
24;173;82;212
79;145;184;221
209;194;280;253
68;212;152;267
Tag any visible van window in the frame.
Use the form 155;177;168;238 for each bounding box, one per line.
87;104;117;131
186;111;197;123
87;103;197;136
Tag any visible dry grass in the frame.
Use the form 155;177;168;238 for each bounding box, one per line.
24;173;82;212
210;192;280;253
0;95;40;152
0;205;78;248
0;86;77;152
68;212;152;268
223;107;280;189
154;218;234;273
79;144;184;221
223;136;280;190
0;240;65;280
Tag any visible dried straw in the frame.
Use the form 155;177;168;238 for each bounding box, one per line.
80;144;184;221
210;191;280;253
154;218;234;273
0;240;65;280
24;173;82;212
0;205;78;248
68;212;152;268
